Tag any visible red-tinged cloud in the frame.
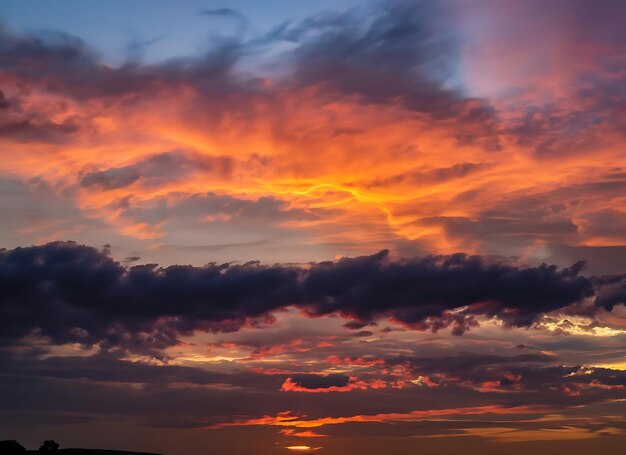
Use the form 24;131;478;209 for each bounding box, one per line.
279;375;390;393
210;405;552;430
280;430;327;438
280;374;352;393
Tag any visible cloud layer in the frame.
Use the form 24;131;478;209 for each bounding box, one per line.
0;0;623;270
0;241;606;351
1;1;626;453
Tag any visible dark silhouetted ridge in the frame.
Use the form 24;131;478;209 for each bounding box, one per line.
26;450;162;455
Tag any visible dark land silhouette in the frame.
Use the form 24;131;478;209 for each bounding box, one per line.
38;441;59;453
0;441;26;455
27;451;162;455
0;441;161;455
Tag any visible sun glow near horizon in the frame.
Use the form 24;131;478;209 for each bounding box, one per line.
285;446;323;452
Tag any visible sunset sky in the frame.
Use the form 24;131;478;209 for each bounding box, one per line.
1;1;626;454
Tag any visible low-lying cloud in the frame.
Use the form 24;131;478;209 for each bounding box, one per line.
0;241;602;352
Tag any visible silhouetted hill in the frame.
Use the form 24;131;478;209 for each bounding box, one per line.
26;450;162;455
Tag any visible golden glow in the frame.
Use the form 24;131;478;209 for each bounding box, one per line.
537;315;626;337
593;362;626;371
3;77;625;256
211;405;550;430
285;446;322;452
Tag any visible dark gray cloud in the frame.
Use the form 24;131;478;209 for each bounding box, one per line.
287;373;350;390
0;241;299;352
0;90;9;109
0;242;599;352
0;1;500;151
1;352;230;385
284;2;451;107
594;275;626;311
80;150;233;191
264;2;501;149
198;7;248;26
80;166;141;190
0;80;82;144
0;24;253;100
0;114;80;143
299;250;593;333
385;352;557;374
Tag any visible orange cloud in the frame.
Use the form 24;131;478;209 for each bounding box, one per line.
280;430;327;438
210;405;551;430
1;3;625;273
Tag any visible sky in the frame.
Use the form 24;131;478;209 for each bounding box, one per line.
0;1;626;454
